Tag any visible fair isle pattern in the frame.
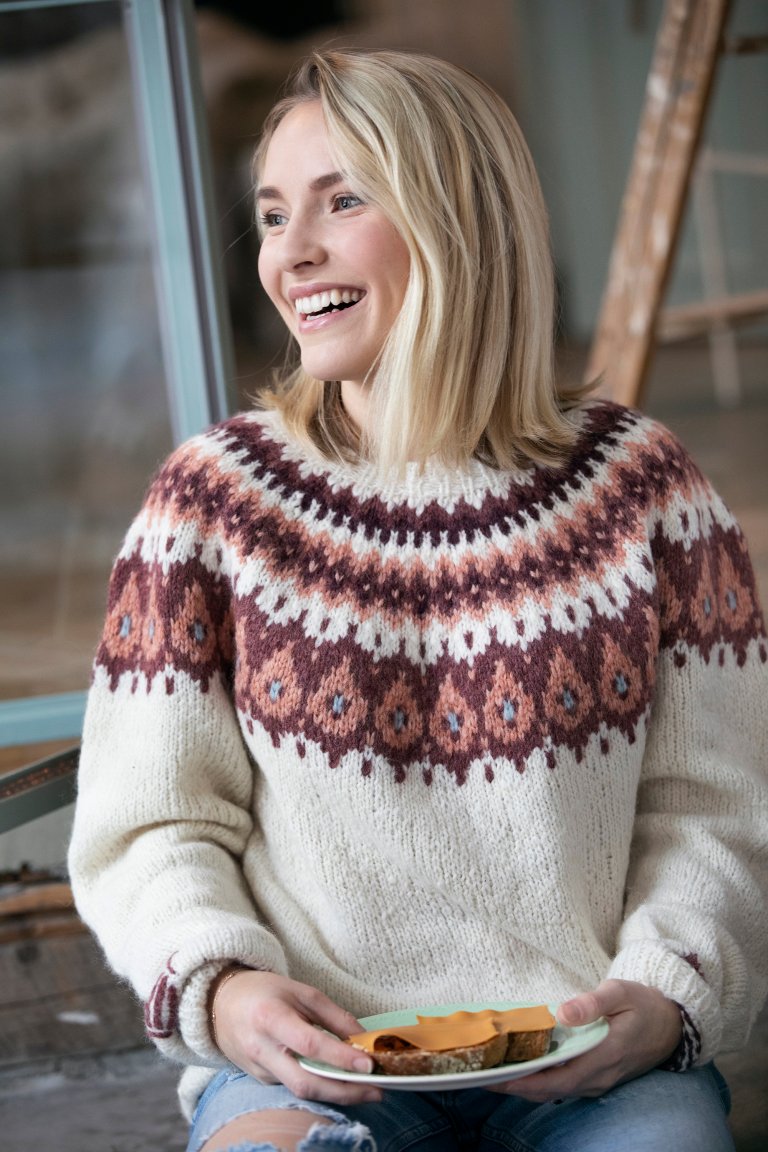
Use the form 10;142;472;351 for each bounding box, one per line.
95;402;766;787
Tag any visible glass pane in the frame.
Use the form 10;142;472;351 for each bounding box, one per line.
0;4;173;729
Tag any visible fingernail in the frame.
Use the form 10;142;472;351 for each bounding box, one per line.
353;1056;373;1073
561;999;583;1023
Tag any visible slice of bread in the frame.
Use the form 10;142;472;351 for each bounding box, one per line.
504;1028;553;1062
359;1030;509;1076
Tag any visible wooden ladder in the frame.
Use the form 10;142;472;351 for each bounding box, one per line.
586;0;768;408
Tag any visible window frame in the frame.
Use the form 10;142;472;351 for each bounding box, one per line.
0;0;236;749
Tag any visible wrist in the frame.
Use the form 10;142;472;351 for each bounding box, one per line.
207;963;249;1051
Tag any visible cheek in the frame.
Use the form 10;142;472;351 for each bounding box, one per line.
376;235;410;310
257;244;280;308
256;244;271;294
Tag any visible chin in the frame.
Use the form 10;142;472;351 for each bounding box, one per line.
301;359;365;383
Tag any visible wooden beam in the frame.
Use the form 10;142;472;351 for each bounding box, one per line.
721;33;768;54
658;289;768;340
586;0;732;406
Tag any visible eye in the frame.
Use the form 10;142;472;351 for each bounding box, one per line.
333;194;364;212
259;210;287;229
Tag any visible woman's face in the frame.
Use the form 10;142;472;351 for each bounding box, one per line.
257;101;410;421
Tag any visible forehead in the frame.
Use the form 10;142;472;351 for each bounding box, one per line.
261;100;336;181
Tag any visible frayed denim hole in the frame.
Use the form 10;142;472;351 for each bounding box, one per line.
298;1119;376;1152
281;1101;349;1125
221;1143;284;1152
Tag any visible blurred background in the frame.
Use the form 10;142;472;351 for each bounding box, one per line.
0;2;766;1146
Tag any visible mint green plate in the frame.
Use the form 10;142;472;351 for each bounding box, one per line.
298;1001;609;1091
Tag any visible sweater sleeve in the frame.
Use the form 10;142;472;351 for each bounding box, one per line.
68;447;288;1068
607;442;768;1066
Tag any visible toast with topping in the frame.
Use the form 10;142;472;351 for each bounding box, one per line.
347;1005;555;1076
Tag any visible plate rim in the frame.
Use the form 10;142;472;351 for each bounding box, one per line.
297;1000;609;1091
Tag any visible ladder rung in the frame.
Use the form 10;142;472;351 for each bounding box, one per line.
721;33;768;55
658;290;768;340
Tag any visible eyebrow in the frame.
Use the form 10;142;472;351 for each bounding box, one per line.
255;171;346;201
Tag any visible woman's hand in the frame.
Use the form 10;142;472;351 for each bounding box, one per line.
209;969;383;1105
491;979;682;1101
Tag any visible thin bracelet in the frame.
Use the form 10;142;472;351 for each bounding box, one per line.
209;965;247;1050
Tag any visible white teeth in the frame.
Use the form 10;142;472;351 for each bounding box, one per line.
294;288;362;314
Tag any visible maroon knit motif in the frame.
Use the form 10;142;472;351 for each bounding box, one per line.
95;403;767;786
144;956;180;1040
96;555;234;694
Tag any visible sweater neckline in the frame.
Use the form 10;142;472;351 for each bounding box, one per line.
251;408;539;510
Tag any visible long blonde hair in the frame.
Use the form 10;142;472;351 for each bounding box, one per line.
254;48;587;473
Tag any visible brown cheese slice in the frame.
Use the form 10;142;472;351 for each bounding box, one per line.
348;1005;555;1054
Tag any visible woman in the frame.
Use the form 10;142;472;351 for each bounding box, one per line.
68;49;768;1152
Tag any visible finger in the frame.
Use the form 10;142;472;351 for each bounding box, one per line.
491;1063;606;1102
269;1047;383;1107
234;1032;380;1103
290;1014;376;1075
294;982;368;1041
282;988;377;1074
249;996;375;1077
489;1063;575;1102
244;1063;278;1084
490;1028;623;1101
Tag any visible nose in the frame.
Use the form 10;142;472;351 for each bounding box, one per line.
277;212;326;270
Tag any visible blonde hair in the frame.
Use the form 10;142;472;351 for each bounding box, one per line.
254;48;587;473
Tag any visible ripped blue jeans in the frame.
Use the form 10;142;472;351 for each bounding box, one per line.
186;1063;733;1152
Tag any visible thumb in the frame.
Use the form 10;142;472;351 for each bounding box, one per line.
557;979;627;1027
557;993;594;1027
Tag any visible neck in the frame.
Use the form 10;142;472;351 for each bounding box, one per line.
340;379;371;433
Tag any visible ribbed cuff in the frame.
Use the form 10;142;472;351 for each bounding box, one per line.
142;924;289;1066
607;940;718;1064
658;1003;701;1072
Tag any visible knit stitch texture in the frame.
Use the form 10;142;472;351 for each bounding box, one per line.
68;401;768;1118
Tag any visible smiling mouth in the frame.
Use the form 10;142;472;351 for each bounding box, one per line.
294;288;364;319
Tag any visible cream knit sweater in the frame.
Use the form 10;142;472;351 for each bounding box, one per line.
68;401;768;1118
